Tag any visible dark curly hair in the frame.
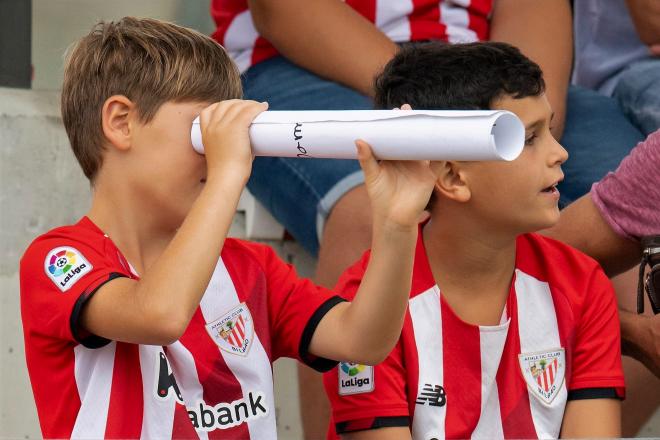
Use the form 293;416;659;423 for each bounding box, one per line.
374;41;545;210
374;41;545;110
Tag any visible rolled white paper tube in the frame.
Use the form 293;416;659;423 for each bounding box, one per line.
191;110;524;161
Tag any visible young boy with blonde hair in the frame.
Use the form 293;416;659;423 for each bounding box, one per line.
19;18;437;438
323;42;625;439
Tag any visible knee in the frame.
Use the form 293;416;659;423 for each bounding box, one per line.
322;185;372;244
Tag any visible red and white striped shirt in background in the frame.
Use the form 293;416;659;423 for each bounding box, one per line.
211;0;493;73
324;227;625;439
21;216;342;439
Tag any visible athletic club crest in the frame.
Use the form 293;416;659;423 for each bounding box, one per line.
206;303;254;356
519;348;565;404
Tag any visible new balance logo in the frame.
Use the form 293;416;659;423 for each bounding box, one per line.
415;383;446;407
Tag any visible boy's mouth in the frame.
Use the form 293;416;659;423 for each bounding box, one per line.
541;176;563;195
541;184;558;194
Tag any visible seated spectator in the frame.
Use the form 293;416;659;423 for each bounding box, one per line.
323;42;624;440
572;0;660;135
544;130;660;436
19;17;437;438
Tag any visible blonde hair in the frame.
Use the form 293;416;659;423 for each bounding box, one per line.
61;17;242;181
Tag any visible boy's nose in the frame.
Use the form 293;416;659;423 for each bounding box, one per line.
550;138;569;166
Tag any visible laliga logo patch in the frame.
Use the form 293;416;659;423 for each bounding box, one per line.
519;348;565;405
338;362;374;395
206;303;254;356
44;247;92;292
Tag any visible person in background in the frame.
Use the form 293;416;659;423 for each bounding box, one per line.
572;0;660;136
544;129;660;436
564;4;660;431
323;42;624;439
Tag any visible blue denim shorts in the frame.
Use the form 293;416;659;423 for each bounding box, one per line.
613;58;660;136
243;56;644;256
559;85;644;204
243;56;372;255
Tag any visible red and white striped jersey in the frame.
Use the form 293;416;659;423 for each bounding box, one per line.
21;216;342;439
210;0;493;72
324;229;625;439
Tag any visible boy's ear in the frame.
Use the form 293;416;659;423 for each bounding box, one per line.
430;161;471;203
101;95;135;151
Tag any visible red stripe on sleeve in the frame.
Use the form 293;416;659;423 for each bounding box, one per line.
346;0;377;22
210;0;248;45
250;37;279;66
410;0;445;42
467;0;492;40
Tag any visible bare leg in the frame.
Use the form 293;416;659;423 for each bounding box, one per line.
299;185;372;440
612;269;660;436
314;185;373;287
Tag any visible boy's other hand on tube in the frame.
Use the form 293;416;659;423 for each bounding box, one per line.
199;100;268;184
357;103;437;231
356;156;436;233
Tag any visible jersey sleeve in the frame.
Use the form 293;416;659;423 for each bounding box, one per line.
323;328;410;435
567;266;626;399
251;243;345;371
20;235;127;347
324;253;411;436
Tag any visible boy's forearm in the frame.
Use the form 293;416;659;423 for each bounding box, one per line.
308;145;436;362
82;175;246;345
561;398;621;438
327;223;418;364
620;309;660;377
542;194;642;277
248;0;397;97
490;0;572;139
138;176;244;324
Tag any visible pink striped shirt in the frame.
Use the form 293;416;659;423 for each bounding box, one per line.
592;130;660;241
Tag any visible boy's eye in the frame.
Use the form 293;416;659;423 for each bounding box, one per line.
525;133;537;146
